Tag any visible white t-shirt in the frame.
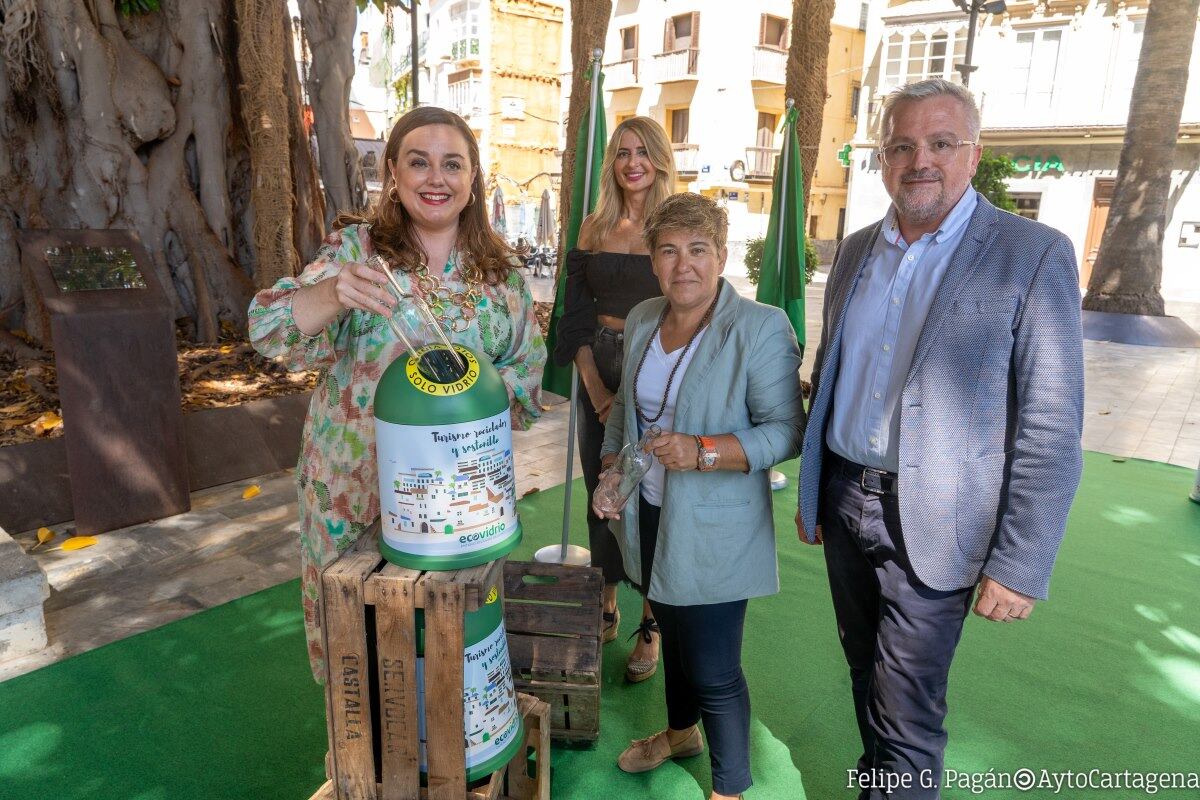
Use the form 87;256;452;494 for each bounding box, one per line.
634;328;707;506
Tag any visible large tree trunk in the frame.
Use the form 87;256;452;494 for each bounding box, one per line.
283;11;327;262
784;0;837;210
298;0;367;224
556;0;612;262
0;0;323;342
237;0;299;288
1082;0;1199;316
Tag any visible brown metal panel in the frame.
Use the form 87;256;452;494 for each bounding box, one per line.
16;228;189;535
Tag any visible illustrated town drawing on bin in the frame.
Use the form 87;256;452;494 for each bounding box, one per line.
463;656;518;747
389;447;515;536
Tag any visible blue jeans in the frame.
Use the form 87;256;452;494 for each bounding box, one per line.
641;496;753;797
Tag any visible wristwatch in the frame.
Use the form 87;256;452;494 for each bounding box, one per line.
695;435;719;472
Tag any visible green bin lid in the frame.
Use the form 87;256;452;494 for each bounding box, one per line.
375;343;508;426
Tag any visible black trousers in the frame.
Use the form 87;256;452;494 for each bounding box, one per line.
820;461;974;800
577;327;627;584
641;497;753;797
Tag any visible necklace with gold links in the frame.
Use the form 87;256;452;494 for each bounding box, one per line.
378;251;482;333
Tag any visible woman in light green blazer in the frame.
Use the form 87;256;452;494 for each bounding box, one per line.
595;192;804;800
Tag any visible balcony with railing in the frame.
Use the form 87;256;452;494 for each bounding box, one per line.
605;59;639;90
447;78;483;120
672;143;699;174
745;147;778;180
654;48;699;83
751;46;786;85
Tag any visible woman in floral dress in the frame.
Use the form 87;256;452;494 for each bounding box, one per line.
249;107;546;682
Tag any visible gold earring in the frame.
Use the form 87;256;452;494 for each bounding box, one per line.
388;185;400;203
469;191;476;206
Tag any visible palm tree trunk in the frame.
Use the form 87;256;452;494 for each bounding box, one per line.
556;0;612;261
785;0;838;210
1082;0;1200;316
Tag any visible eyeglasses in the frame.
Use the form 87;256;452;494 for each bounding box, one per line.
878;139;977;168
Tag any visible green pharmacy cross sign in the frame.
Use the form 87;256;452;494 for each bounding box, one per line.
837;144;853;167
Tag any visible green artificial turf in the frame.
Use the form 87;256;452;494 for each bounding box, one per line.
1;452;1196;799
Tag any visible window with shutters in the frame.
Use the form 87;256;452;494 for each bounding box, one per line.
927;32;949;78
664;12;698;52
669;108;690;143
756;112;776;148
1104;17;1143;111
1008;28;1063;111
883;33;903;88
906;32;927;84
760;15;788;50
1011;193;1041;221
621;26;638;61
880;27;966;90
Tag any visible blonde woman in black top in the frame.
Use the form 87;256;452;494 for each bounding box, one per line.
554;116;677;682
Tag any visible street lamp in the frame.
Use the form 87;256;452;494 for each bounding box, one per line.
952;0;1006;87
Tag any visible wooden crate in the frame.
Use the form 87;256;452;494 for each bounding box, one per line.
310;693;550;800
317;525;533;800
503;560;603;745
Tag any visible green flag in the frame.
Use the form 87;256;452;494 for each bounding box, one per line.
756;104;806;349
542;68;606;398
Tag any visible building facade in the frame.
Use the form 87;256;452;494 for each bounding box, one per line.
418;0;565;237
846;0;1200;300
560;0;868;250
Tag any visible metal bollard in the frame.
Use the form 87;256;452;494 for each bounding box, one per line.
1191;456;1200;504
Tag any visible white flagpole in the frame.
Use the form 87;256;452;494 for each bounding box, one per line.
535;48;605;566
771;98;795;492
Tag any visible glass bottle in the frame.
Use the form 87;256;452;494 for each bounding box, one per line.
593;425;662;516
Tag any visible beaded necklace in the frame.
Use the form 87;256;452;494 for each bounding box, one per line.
632;293;720;426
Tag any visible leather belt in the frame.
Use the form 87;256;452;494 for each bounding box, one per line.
595;326;624;345
831;454;898;496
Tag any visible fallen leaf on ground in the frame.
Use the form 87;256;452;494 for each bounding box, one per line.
0;400;34;415
60;535;99;551
29;411;62;435
32;527;55;550
242;485;262;500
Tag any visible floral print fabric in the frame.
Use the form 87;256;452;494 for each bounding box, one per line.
248;223;545;682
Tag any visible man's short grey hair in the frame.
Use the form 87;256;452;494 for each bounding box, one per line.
880;79;981;142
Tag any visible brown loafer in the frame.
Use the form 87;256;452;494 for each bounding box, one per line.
617;725;704;774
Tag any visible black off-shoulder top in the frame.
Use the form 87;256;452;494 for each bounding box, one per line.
552;249;662;367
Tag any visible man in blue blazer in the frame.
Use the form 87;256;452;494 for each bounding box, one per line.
796;79;1084;798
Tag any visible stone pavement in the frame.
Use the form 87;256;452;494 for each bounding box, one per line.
1;269;1196;681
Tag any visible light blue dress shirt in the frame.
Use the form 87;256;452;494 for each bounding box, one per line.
827;186;978;473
